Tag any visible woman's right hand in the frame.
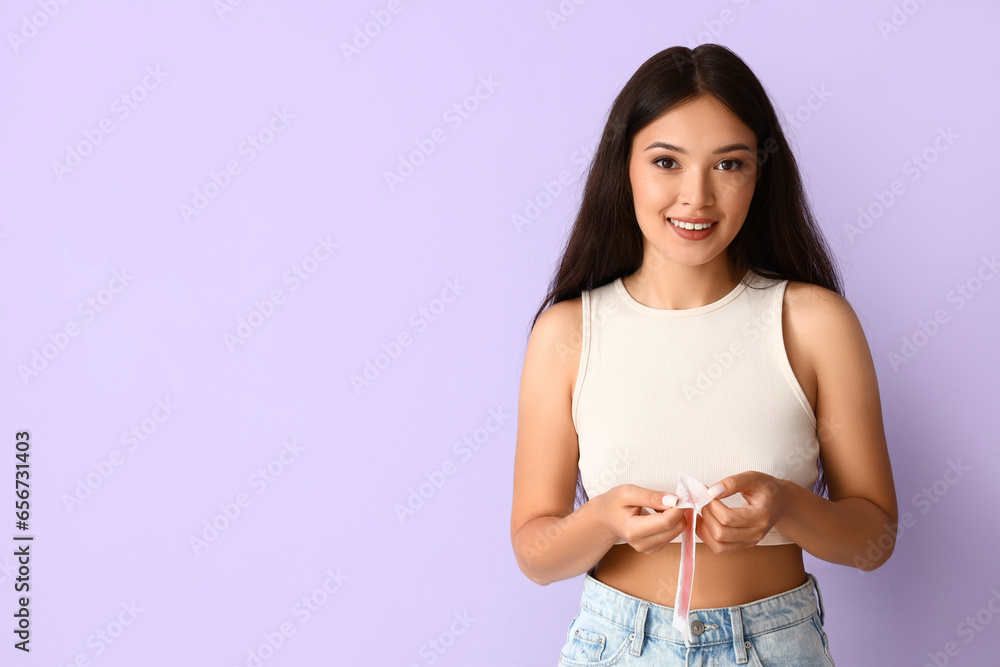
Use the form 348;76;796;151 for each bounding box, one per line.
596;484;689;554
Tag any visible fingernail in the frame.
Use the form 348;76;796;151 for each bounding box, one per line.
661;494;678;507
707;484;725;498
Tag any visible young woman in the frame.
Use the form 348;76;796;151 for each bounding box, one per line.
510;44;897;665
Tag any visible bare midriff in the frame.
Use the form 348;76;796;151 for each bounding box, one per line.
591;542;807;609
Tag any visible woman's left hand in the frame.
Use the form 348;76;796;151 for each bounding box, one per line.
696;471;791;554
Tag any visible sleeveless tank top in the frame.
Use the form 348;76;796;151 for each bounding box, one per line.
572;269;819;545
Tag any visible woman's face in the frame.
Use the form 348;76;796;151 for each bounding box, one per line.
627;94;759;272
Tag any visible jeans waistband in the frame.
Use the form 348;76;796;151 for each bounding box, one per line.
580;571;826;656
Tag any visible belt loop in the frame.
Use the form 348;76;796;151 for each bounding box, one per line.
809;573;827;626
630;600;650;656
729;606;748;664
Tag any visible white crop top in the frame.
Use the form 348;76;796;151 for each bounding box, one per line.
572;269;820;546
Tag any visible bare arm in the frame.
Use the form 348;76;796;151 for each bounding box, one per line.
773;283;898;570
698;282;898;569
509;300;615;585
513;499;622;586
511;300;710;584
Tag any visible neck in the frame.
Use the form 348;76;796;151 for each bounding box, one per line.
624;257;742;310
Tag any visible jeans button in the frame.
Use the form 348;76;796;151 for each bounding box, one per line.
690;619;705;636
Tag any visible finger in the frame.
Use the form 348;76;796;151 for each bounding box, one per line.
656;506;688;533
706;483;726;500
639;490;678;510
634;507;687;541
703;499;762;529
698;508;767;544
638;513;689;550
692;515;726;553
623;488;677;512
651;517;688;544
635;505;684;527
695;518;759;552
702;502;764;532
708;471;769;500
707;475;740;500
694;512;733;554
626;505;679;538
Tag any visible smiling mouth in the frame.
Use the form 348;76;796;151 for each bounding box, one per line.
669;218;716;231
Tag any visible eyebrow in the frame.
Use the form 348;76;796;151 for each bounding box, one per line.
643;142;753;154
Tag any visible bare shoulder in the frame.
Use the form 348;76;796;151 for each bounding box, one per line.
783;279;884;442
526;295;584;396
782;282;896;525
534;294;583;331
779;281;870;417
783;280;849;314
511;294;586;543
782;280;868;350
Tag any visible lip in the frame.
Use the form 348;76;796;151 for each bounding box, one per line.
669;216;717;223
669;217;718;240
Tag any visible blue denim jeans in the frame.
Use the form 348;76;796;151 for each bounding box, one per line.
557;571;835;666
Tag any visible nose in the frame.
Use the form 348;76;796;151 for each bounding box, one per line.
678;168;715;209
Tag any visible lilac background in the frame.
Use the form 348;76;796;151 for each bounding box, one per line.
1;1;998;665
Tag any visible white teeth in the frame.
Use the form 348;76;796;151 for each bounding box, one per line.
669;218;715;231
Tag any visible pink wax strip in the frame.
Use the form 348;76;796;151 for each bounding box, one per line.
671;473;725;642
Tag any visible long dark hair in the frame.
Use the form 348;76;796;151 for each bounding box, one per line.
527;44;840;509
